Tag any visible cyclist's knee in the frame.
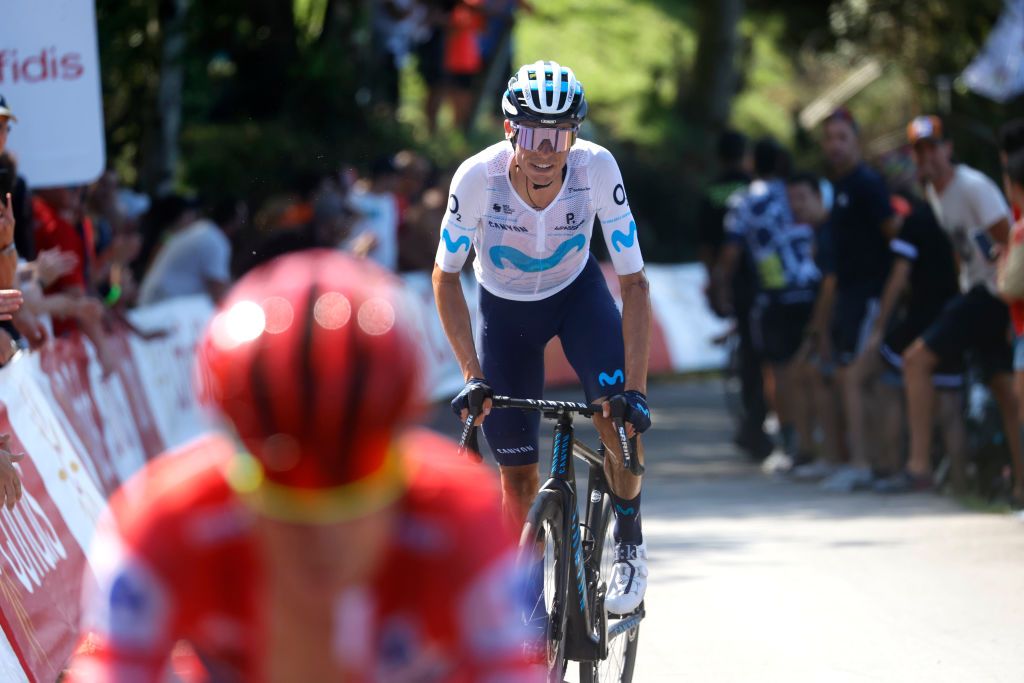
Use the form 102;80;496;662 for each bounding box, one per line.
499;464;539;503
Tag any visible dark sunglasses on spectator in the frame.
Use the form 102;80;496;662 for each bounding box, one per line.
513;124;578;152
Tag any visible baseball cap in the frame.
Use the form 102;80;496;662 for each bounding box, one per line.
907;115;944;145
0;95;16;122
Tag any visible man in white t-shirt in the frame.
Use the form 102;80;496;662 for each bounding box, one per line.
899;116;1023;496
347;158;399;271
137;199;232;306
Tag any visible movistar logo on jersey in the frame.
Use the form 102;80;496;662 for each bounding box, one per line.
611;221;637;253
442;228;471;253
489;234;586;272
487;220;528;233
598;369;624;387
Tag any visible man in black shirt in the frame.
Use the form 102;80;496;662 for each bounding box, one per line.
857;194;965;491
819;108;901;491
0;95;32;260
700;130;772;459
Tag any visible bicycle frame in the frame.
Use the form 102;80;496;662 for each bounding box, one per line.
541;412;606;662
458;395;645;664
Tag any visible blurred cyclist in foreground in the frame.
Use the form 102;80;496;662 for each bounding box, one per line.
67;250;540;682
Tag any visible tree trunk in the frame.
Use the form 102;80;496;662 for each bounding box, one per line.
679;0;744;136
142;0;190;195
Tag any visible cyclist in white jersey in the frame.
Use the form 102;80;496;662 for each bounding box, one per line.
433;61;652;614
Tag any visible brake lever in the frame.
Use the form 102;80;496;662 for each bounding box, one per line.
457;415;483;462
457;385;489;462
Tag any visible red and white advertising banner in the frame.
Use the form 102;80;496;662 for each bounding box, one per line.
0;297;211;682
0;0;106;188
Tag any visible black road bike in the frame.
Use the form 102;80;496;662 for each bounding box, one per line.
459;395;645;682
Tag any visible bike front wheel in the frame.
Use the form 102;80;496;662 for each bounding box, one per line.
518;488;570;682
580;497;640;683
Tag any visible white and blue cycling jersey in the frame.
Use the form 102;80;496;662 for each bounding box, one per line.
435;139;645;301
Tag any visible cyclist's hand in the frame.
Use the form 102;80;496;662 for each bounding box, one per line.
603;390;651;435
451;377;493;426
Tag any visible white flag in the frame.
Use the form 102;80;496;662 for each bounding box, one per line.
962;0;1024;103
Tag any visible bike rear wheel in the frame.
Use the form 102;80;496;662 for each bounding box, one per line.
518;489;570;682
580;497;640;683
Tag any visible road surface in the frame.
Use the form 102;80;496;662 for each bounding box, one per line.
428;378;1024;682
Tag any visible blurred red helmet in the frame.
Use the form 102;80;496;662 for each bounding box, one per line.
195;250;425;521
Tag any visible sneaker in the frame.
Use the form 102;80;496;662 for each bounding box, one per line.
789;459;839;482
820;465;874;493
872;470;935;494
605;542;647;615
761;450;794;475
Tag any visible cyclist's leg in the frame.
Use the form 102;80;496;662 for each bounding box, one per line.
556;257;643;544
478;285;555;530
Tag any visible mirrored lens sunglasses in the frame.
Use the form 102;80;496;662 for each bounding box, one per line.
514;124;578;152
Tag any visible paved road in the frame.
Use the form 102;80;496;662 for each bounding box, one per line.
428;378;1024;682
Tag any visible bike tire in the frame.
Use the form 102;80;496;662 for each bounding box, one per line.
518;488;570;683
580;497;640;683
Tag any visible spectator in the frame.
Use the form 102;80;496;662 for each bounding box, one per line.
716;139;819;468
901;116;1022;498
699;130;770;459
0;153;47;347
444;0;486;130
999;143;1024;507
787;173;849;477
32;186;116;374
371;0;430;109
0;94;34;260
137;195;233;305
399;183;450;271
348;157;400;271
479;0;533;101
860;193;965;493
0;150;25;510
817;108;900;492
415;1;456;133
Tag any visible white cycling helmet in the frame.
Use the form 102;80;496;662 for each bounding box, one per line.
501;60;587;126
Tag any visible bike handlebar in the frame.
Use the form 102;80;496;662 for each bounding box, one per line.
456;394;644;476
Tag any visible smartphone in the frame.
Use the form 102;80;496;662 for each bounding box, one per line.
973;231;999;262
0;168;12;198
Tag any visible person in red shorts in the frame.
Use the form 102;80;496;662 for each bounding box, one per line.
67;250;540;682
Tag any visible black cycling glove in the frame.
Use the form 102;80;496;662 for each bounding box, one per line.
614;390;651;433
451;377;493;417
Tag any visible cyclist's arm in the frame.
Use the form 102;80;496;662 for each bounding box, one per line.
433;158;486;380
433;266;484;380
620;269;651;394
590;149;649;392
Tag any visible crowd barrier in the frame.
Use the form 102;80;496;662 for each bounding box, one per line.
0;297;213;682
0;262;727;681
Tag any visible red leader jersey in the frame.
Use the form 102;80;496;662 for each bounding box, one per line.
67;429;539;683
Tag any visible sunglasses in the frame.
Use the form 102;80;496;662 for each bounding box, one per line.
513;124;578;152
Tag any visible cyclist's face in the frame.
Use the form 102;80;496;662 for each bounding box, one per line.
258;505;398;596
822;119;859;172
505;120;572;186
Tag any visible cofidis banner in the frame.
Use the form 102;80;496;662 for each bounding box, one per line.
0;1;105;188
